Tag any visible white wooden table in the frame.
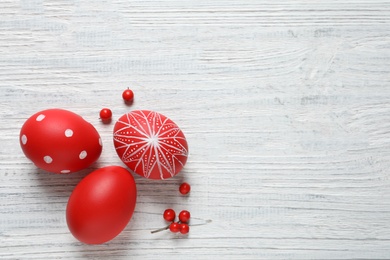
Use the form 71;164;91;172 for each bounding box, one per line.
1;1;390;259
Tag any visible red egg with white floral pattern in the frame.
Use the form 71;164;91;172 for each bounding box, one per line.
113;110;188;180
20;109;102;174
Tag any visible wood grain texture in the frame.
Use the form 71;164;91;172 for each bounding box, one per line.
1;0;390;259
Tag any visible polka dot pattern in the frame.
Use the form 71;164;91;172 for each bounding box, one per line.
19;109;103;174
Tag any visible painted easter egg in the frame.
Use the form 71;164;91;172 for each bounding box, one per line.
19;109;102;173
113;110;188;180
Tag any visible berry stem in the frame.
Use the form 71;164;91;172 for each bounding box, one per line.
150;224;170;234
150;219;212;234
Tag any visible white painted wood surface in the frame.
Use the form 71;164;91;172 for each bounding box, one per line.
1;0;390;259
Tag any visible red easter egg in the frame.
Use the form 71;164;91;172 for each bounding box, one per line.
113;110;188;180
66;166;137;244
19;109;102;174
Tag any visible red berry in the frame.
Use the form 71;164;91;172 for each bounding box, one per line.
99;108;112;121
179;182;191;195
169;222;180;233
178;210;190;223
180;223;189;234
122;88;134;102
163;209;176;222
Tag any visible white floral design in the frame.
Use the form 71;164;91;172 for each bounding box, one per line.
113;110;188;179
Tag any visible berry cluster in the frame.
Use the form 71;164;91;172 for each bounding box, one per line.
151;182;192;235
164;209;191;234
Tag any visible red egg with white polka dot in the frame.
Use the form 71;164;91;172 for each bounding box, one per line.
20;109;102;174
113;110;188;180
